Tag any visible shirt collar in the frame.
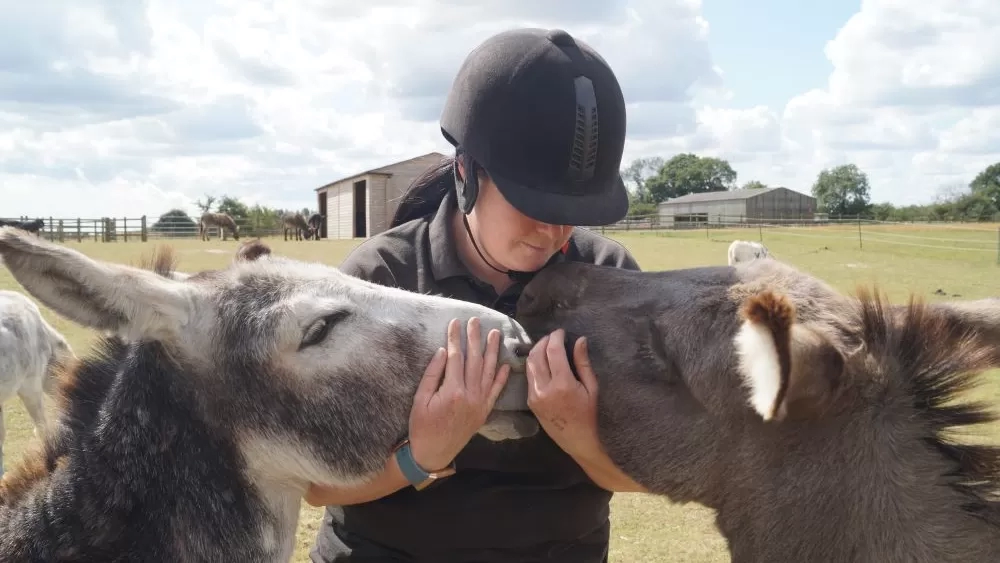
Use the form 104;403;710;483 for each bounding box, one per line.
427;189;469;281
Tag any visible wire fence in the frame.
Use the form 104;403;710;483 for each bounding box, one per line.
3;212;999;265
586;213;1000;265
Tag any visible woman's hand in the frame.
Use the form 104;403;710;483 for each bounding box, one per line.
524;329;602;459
407;317;511;471
525;329;649;493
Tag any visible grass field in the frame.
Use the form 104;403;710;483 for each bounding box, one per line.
1;222;998;562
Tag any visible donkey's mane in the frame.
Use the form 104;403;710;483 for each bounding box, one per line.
855;286;1000;519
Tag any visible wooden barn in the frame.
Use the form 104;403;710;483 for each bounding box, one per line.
314;152;447;239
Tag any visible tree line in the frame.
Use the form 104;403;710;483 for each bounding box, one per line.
150;157;1000;236
149;194;315;237
622;154;1000;222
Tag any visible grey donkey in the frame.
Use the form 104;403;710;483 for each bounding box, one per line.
198;211;240;241
0;229;536;562
515;256;1000;563
281;211;313;241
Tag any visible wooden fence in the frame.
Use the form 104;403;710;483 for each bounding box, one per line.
0;215;288;243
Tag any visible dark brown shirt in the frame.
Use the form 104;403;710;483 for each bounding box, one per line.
310;190;641;563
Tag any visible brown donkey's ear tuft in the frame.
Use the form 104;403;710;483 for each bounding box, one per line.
734;290;847;422
234;239;272;263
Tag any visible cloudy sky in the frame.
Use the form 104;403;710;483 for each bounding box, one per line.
2;0;998;219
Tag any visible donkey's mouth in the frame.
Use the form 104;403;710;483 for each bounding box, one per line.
512;331;581;380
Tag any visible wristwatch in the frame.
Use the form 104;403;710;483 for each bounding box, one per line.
392;439;456;491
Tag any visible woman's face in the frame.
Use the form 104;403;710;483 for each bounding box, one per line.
465;167;574;273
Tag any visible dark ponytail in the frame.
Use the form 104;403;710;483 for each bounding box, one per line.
390;155;457;228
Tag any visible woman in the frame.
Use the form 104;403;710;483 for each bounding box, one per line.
308;27;648;563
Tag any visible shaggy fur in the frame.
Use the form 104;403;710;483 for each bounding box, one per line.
0;227;533;562
516;257;1000;562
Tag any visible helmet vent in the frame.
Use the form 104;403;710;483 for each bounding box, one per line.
568;75;599;183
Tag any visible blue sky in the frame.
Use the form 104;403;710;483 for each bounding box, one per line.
702;0;861;108
1;1;997;216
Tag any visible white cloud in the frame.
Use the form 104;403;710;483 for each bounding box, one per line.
1;0;998;220
729;0;1000;204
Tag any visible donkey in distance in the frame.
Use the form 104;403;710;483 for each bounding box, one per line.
198;211;240;241
515;256;1000;563
281;211;314;241
307;212;325;240
0;228;535;562
0;220;43;237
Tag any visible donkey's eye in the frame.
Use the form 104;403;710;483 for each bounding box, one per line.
299;311;350;350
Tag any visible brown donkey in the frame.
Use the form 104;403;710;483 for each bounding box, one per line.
515;257;1000;563
198;211;240;241
307;213;325;240
0;228;535;562
281;211;313;241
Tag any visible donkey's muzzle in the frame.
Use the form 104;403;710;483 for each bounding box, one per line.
510;331;582;381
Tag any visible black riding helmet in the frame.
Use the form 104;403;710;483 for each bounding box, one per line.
440;28;630;227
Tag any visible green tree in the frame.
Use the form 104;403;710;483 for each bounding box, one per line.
216;195;250;222
194;194;216;214
246;204;283;232
646;153;737;203
742;180;768;190
811;164;872;216
868;202;895;221
621;156;664;204
969;162;1000;211
150;209;197;237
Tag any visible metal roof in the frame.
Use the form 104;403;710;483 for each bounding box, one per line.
656;186;816;205
314;152;448;192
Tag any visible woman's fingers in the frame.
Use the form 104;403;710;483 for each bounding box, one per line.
486;363;511;408
525;334;552;395
441;318;465;392
464;317;483;393
480;328;502;388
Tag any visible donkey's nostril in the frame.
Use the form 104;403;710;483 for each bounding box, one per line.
514;342;533;357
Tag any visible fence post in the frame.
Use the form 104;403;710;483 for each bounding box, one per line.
141;215;148;242
76;218;81;243
996;226;999;265
58;219;64;242
857;216;863;250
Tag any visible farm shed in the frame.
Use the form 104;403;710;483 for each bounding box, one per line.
314;151;447;239
656;187;816;227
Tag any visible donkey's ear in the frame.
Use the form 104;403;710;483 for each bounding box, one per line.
0;227;201;340
234;239;272;263
733;290;847;422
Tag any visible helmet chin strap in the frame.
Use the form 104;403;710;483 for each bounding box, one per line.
461;214;539;285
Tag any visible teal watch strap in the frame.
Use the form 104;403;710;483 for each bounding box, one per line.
394;442;430;485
